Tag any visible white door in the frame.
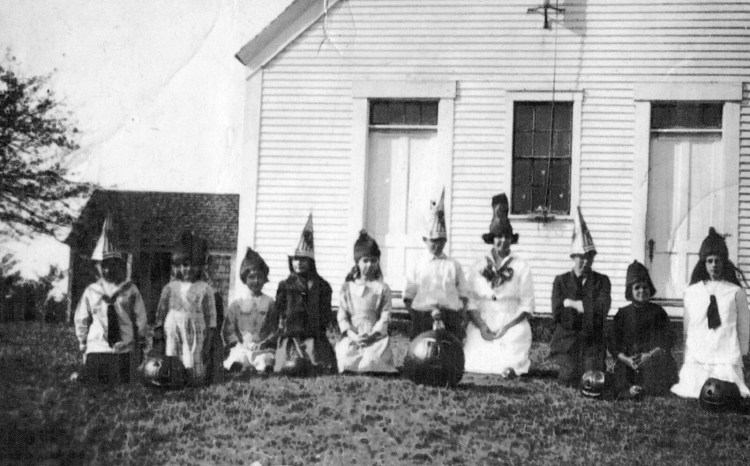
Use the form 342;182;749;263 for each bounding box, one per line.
366;129;443;293
646;133;724;300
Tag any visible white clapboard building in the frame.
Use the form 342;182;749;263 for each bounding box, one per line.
233;0;750;315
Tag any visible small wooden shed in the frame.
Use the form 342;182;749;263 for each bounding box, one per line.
64;190;239;322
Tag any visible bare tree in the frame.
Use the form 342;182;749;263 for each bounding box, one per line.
0;53;91;238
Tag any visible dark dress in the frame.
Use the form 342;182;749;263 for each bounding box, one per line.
550;270;611;385
608;302;678;397
263;270;337;375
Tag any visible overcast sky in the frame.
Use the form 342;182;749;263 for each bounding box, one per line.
0;0;294;278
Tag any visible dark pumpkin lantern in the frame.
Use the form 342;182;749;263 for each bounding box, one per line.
402;317;464;388
699;377;741;411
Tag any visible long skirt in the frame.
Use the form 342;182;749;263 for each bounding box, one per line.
274;336;336;375
464;320;532;375
164;310;207;383
671;356;750;399
224;341;275;372
613;351;678;397
335;335;397;374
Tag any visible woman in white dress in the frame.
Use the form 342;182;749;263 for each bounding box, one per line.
671;227;750;398
464;193;535;378
335;230;397;374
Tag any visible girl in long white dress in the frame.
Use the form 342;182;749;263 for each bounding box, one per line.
464;193;535;377
671;227;750;398
335;231;397;374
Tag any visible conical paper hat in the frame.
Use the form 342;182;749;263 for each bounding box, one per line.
91;214;126;262
570;205;596;256
293;214;315;259
424;188;447;239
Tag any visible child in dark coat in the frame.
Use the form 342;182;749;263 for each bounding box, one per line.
609;261;678;399
263;214;337;375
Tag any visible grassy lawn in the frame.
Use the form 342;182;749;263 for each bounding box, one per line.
2;322;750;465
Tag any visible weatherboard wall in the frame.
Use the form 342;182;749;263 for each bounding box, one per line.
246;0;750;313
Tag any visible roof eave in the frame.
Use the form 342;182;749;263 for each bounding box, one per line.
235;0;341;75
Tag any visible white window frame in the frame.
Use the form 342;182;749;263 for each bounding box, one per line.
632;82;741;262
504;90;583;220
349;80;456;248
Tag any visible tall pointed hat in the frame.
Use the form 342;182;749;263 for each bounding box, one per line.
91;214;126;262
482;193;518;244
293;213;315;259
240;246;269;280
570;205;596;256
425;188;447;239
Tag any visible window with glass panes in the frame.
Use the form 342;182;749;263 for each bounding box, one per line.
369;100;438;127
512;102;572;215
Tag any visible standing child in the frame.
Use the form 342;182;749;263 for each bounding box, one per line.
609;260;678;399
75;216;148;385
223;247;276;373
265;214;337;375
404;189;469;340
154;231;217;386
335;230;397;374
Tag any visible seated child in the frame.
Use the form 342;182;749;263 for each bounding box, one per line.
223;247;276;373
335;231;397;374
74;216;147;385
404;189;469;340
154;231;217;386
264;214;337;375
672;228;750;399
609;261;678;399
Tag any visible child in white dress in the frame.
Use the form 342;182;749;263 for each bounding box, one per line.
335;231;397;373
223;247;276;373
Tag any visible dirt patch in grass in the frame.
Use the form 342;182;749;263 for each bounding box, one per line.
1;322;749;465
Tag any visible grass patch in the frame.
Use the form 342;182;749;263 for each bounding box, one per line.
1;322;749;465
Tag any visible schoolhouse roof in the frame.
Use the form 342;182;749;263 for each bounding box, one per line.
235;0;342;75
64;190;239;256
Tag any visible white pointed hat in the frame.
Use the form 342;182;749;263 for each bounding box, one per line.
293;213;315;259
91;215;126;262
424;188;447;240
570;205;596;257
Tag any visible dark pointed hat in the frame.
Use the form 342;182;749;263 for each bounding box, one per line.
698;227;729;262
482;193;518;244
240;247;269;281
625;260;656;301
173;230;208;266
353;230;380;262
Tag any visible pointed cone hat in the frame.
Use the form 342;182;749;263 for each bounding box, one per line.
482;192;518;244
91;214;126;262
293;214;315;259
425;188;447;239
570;205;596;256
240;246;269;280
625;260;656;301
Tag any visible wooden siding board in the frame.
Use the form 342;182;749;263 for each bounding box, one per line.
251;0;750;313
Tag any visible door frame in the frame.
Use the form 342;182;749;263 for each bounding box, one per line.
350;80;456;260
632;82;742;267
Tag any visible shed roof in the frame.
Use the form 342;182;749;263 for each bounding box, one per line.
65;190;239;255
